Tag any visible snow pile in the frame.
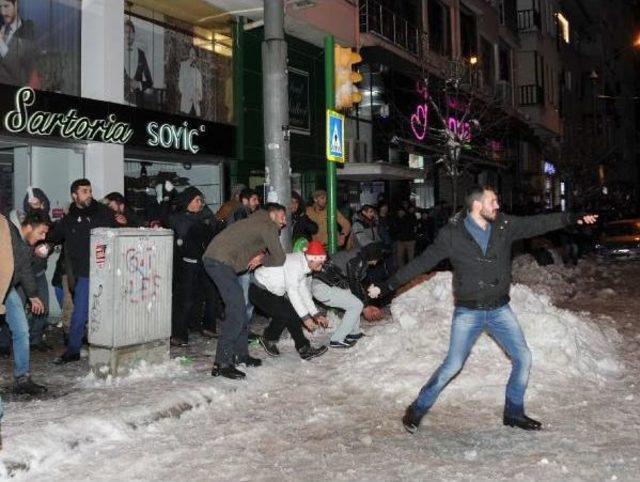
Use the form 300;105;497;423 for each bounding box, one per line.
512;254;577;299
390;272;622;381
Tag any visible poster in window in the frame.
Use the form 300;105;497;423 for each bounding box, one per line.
124;13;233;124
288;67;310;135
0;0;81;95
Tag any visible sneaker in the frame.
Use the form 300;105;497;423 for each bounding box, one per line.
53;352;80;364
259;336;280;357
329;339;356;349
297;344;328;360
13;376;48;396
345;333;365;342
211;364;246;380
170;337;188;347
402;405;422;434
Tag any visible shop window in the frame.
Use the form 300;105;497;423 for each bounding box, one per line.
428;0;451;57
0;0;81;95
124;6;233;124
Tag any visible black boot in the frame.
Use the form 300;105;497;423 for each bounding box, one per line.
402;405;422;434
53;352;80;364
503;414;542;430
211;364;246;380
13;376;48;396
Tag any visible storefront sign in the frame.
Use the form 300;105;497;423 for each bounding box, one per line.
288;68;311;135
0;84;233;158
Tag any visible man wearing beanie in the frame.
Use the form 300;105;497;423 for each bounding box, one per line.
251;241;329;360
166;187;222;345
203;203;287;380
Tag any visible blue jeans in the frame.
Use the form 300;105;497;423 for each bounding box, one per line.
4;288;31;378
413;304;532;418
67;277;89;356
239;272;254;322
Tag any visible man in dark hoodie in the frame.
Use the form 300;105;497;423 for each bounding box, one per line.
166;186;222;345
49;179;117;364
4;211;49;395
203;203;287;380
8;187;53;349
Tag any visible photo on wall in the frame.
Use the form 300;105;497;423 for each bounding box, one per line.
123;12;233;124
0;0;81;95
124;15;165;110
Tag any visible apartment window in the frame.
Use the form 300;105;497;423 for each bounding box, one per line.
498;44;511;82
556;12;570;43
460;6;478;59
428;0;451;56
481;37;495;87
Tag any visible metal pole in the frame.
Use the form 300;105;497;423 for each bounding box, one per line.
232;17;245;190
262;0;292;249
324;35;338;254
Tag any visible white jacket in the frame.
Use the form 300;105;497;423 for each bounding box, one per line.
254;252;318;319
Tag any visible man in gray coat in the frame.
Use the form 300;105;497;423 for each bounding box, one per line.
203;203;287;380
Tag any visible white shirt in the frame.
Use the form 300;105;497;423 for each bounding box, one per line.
254;252;319;319
0;17;22;58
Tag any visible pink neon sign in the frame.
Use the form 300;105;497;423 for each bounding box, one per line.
410;81;473;143
410;81;429;141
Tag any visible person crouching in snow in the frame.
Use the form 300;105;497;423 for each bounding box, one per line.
250;241;329;361
310;242;390;348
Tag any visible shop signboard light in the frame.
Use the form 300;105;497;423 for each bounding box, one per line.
0;85;233;157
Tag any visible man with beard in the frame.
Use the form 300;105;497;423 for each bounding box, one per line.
203;203;287;380
50;179;117;364
389;185;598;433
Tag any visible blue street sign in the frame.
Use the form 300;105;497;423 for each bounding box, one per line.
326;109;345;163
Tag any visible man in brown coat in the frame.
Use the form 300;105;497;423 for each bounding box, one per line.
305;190;351;247
203;203;287;380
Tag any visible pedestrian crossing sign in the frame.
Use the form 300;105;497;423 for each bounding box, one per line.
326;109;345;163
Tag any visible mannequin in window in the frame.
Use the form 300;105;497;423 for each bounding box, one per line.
178;46;203;117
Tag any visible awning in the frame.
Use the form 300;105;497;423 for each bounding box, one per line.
336;162;424;181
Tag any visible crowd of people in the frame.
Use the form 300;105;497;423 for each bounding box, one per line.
0;180;599;441
0;180;428;388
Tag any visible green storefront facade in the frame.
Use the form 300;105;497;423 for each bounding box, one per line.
231;25;327;201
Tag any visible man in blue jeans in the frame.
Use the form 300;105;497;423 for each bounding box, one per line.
49;179;117;363
5;211;49;395
386;185;597;433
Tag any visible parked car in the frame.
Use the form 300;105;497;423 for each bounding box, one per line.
595;218;640;261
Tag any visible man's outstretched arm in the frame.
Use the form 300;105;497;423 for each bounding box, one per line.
507;212;598;242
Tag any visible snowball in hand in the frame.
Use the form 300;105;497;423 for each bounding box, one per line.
367;284;381;299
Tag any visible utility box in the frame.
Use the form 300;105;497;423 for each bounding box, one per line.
88;228;173;377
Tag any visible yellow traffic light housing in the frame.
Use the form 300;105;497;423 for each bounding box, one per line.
334;46;363;111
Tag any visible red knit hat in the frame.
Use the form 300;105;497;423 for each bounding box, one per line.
305;240;327;262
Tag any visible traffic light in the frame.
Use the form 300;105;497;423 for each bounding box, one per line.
334;45;363;111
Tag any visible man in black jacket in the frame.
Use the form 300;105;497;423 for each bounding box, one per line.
49;179;117;363
393;185;597;434
166;187;221;345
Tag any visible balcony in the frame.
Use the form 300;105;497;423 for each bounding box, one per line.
359;0;422;57
519;84;544;106
517;9;541;32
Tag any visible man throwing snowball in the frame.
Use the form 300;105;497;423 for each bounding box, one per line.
386;185;597;433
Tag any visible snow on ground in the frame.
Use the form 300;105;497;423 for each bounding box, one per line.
1;256;640;481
